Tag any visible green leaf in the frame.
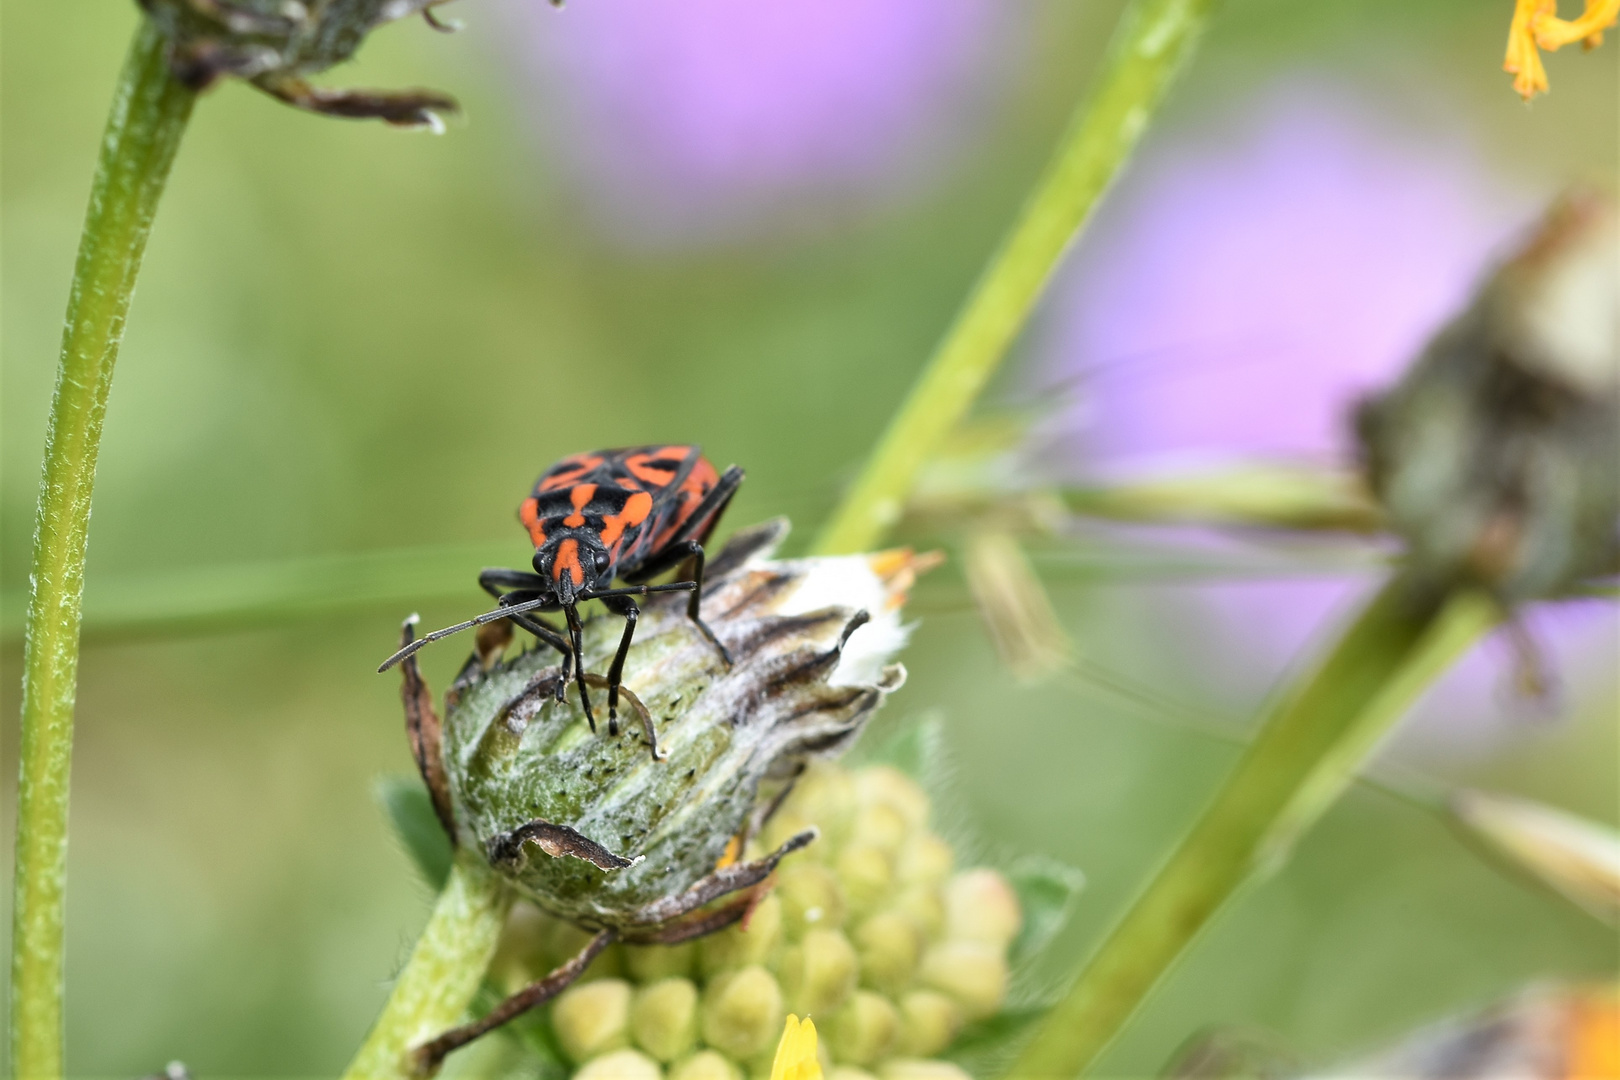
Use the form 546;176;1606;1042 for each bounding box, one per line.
1008;854;1086;966
376;775;453;890
945;1004;1051;1073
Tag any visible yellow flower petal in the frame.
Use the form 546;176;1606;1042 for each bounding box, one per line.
1505;0;1619;97
770;1015;824;1080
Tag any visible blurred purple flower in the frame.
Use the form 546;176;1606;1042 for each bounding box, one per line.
1044;84;1523;470
501;0;1011;246
1035;81;1616;751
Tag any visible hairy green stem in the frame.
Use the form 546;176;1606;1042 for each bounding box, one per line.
343;850;512;1080
1008;578;1499;1078
10;21;195;1078
812;0;1217;556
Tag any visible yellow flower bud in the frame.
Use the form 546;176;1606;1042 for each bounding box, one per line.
576;1048;664;1080
670;1050;744;1080
878;1060;972;1080
853;912;923;995
890;887;945;941
779;929;859;1017
702;966;786;1060
850;803;910;854
826;990;901;1067
778;862;847;935
894;835;953;889
700;894;783;975
632;978;700;1063
554;978;634;1063
854;766;930;832
896;991;961;1058
918;941;1008;1021
786;765;859;846
627;941;699;982
835;845;894;916
943;869;1021;949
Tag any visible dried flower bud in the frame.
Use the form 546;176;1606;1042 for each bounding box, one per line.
633;978;702;1063
918;941;1009;1021
1356;191;1620;604
895;992;961;1058
943;870;1022;949
555;978;634;1063
827;991;902;1067
577;1048;664;1080
138;0;460;126
701;966;786;1060
779;929;859;1017
438;521;914;932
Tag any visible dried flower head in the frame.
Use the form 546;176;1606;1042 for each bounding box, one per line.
137;0;462;126
1355;190;1620;606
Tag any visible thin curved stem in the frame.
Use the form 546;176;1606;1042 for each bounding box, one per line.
811;0;1218;556
1006;579;1500;1078
343;850;512;1080
9;20;195;1078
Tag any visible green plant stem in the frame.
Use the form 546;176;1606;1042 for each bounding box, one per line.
343;850;513;1080
811;0;1217;556
9;21;195;1079
1007;577;1499;1079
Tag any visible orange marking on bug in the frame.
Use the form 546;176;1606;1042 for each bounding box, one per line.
520;497;547;547
563;483;597;528
552;538;586;586
627;454;679;486
598;490;654;548
539;454;602;491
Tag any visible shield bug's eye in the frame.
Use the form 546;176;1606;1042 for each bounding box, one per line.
594;550;611;575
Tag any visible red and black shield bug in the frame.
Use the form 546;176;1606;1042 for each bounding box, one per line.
380;445;744;734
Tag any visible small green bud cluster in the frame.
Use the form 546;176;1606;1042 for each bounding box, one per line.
494;761;1021;1080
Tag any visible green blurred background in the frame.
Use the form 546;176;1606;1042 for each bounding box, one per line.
2;1;1615;1076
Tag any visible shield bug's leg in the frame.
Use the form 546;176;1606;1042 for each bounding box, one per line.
478;570;572;663
623;539;732;667
597;595;640;736
412;929;616;1075
562;602;596;730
